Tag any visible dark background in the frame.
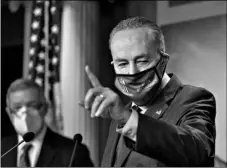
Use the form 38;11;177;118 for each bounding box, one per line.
1;5;25;138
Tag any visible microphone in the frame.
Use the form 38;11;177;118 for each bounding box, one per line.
68;134;83;167
1;132;35;158
23;132;35;142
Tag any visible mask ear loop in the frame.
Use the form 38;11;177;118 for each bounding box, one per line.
155;51;170;80
141;53;169;106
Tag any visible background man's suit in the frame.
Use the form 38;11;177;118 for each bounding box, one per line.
101;74;216;167
1;127;94;167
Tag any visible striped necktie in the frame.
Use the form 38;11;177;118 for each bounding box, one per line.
132;105;142;113
18;144;32;167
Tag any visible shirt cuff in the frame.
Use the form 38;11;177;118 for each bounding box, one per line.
116;109;139;142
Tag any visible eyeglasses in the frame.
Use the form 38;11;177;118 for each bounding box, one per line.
8;102;44;116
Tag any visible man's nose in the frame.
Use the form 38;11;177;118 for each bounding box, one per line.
18;106;28;114
16;106;28;118
129;63;139;74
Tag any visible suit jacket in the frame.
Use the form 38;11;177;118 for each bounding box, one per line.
101;74;216;167
1;127;94;167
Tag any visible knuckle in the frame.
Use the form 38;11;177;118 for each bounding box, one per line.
88;88;95;94
106;87;112;92
96;86;103;91
85;89;95;103
94;96;101;103
85;89;92;99
87;88;97;98
112;93;118;100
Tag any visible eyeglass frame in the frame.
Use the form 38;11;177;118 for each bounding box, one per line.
7;101;45;117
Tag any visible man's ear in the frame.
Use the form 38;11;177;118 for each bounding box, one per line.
41;101;50;117
5;107;13;123
5;107;10;114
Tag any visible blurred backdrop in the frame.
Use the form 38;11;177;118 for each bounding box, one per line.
1;0;226;166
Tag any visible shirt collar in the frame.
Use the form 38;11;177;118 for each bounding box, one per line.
131;102;147;113
18;125;47;151
161;73;171;89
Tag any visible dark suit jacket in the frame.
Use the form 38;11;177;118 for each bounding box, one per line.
101;74;216;167
1;127;94;167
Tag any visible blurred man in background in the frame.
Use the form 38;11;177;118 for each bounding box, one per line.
1;78;93;167
83;16;216;166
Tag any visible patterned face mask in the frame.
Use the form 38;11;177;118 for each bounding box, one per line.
114;52;169;106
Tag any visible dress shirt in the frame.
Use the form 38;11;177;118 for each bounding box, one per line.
17;125;47;167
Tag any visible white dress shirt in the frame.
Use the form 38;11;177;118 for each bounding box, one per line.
17;125;47;167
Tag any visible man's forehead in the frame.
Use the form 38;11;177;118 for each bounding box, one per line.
9;88;42;102
111;27;155;48
110;28;157;60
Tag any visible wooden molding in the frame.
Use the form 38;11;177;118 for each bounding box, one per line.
157;1;226;26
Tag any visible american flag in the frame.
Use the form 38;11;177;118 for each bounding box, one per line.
27;0;63;133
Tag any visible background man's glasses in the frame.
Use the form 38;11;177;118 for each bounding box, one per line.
8;102;44;116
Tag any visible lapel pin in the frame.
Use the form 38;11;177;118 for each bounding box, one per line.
156;110;162;115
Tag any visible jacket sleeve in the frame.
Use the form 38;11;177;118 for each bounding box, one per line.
135;88;216;166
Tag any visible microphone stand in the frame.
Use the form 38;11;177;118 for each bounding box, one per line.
1;140;24;158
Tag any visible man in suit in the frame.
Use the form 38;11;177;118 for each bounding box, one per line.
1;78;94;167
83;16;216;166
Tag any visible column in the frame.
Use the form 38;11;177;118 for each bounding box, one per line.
60;1;99;166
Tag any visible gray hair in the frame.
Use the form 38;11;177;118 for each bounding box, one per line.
109;16;165;52
6;78;45;105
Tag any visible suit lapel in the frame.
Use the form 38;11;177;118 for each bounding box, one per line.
35;128;56;167
145;74;183;119
36;143;56;167
101;121;120;167
114;135;132;167
147;102;169;119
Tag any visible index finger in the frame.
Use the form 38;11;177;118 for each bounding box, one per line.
85;65;102;88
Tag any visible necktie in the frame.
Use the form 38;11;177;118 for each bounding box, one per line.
114;105;142;166
131;105;142;114
18;144;32;167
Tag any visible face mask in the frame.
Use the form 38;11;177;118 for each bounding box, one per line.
11;106;44;136
114;53;169;106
